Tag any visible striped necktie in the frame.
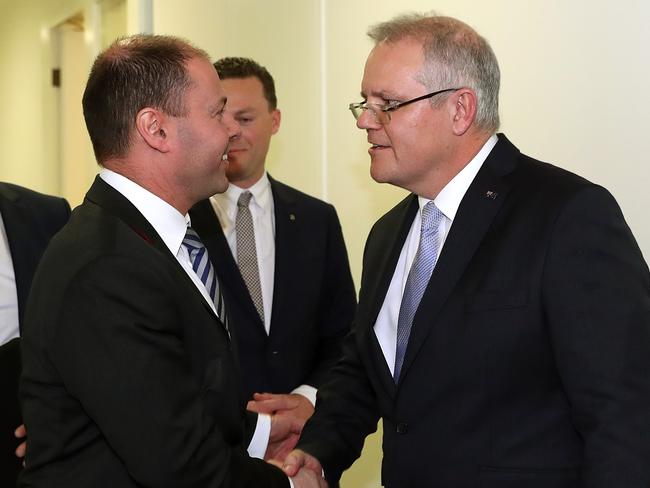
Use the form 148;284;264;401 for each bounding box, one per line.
182;227;228;329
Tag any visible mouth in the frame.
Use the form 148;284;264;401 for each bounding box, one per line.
369;142;390;152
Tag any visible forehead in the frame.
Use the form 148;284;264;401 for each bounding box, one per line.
362;38;425;97
186;56;224;99
222;76;267;109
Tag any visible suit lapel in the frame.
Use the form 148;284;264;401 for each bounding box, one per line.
399;135;519;381
0;186;42;325
268;176;298;339
189;198;263;331
357;195;419;398
86;177;220;323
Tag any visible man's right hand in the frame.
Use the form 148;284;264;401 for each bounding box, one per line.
268;453;328;488
281;449;324;478
291;466;329;488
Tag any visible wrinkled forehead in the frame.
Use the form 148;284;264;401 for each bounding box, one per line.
361;39;426;98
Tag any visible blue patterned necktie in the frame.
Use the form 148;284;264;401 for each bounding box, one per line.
182;227;228;329
394;201;444;383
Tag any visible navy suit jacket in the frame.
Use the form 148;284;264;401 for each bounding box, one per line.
298;134;650;488
19;177;289;487
0;182;69;486
190;176;356;401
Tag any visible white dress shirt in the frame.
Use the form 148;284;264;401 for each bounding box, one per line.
0;214;19;346
210;172;317;406
99;169;270;459
374;135;498;374
210;173;275;333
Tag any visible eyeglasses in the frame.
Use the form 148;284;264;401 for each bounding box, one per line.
349;88;460;126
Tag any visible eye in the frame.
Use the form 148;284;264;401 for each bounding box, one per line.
383;99;400;110
236;116;253;125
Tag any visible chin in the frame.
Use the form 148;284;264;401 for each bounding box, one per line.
369;163;391;184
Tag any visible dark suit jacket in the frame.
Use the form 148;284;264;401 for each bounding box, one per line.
19;177;289;487
298;134;650;488
190;176;356;401
0;182;69;487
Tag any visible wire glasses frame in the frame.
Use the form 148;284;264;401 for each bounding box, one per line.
349;88;460;125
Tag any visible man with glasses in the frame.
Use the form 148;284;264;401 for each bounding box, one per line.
282;13;650;487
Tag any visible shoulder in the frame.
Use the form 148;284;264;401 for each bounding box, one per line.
0;182;69;210
370;193;416;235
269;176;337;218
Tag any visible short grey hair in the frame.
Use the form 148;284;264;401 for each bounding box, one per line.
368;13;500;132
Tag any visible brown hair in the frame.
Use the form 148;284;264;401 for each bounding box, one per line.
82;34;209;163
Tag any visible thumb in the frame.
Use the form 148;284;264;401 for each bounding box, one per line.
282;449;305;477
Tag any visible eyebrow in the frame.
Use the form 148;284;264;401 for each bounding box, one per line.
232;107;257;116
359;90;399;100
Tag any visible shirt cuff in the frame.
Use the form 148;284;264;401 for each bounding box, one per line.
291;384;317;407
246;412;270;459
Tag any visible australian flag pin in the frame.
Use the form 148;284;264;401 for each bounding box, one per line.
485;190;498;200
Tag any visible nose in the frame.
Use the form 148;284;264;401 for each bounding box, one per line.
356;107;381;130
223;111;241;140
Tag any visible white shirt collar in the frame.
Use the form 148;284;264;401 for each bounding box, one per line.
99;168;189;255
211;171;272;221
418;134;499;220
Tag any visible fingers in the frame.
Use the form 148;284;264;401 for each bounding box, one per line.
15;424;26;459
15;441;26;459
249;393;297;413
282;449;307;477
246;399;276;414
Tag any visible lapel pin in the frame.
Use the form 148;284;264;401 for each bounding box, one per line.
485;190;498;200
289;213;296;221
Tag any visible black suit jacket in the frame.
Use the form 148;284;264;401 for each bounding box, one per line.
0;182;69;487
190;176;356;401
298;134;650;488
19;177;289;487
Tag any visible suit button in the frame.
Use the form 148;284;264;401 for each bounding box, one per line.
396;422;408;434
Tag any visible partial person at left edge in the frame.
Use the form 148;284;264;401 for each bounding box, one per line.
0;182;70;487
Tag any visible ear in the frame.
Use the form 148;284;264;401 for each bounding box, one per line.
135;107;172;153
270;109;281;135
450;89;477;136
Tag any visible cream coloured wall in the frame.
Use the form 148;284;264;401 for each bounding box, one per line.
0;0;103;202
0;1;648;486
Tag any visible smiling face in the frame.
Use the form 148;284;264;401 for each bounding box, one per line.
174;57;240;200
357;38;458;197
221;76;280;188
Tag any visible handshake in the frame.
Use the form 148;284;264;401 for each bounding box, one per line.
15;391;329;488
250;392;329;488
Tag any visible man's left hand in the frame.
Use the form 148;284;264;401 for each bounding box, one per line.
247;392;315;429
249;393;315;462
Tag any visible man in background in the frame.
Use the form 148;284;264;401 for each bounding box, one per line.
284;13;650;487
190;57;355;456
0;182;69;486
20;35;325;487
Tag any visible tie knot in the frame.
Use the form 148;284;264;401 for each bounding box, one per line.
182;226;204;252
421;201;444;232
237;191;253;208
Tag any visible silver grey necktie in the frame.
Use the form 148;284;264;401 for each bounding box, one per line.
236;191;264;323
394;201;444;383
